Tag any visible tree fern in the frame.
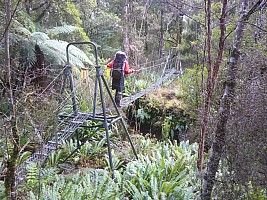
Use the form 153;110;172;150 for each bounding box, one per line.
31;32;50;43
47;25;80;36
37;43;65;66
13;27;32;38
43;39;93;68
9;19;93;70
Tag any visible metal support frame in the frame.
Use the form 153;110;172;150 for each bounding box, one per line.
61;41;138;176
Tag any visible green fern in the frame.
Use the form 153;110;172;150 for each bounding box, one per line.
47;25;80;36
123;140;200;199
43;40;93;68
13;27;32;37
104;150;124;171
31;32;50;43
9;18;93;70
17;151;31;166
25;163;39;189
20;139;200;199
47;150;63;167
40;167;60;184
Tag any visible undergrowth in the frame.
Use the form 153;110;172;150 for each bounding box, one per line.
10;139;200;200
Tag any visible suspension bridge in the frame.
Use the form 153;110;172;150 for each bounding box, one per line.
14;42;181;184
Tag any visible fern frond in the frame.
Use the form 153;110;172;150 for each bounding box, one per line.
38;43;65;66
6;39;35;67
68;43;94;65
17;151;31;166
13;27;32;38
31;32;50;43
43;40;93;68
47;25;80;36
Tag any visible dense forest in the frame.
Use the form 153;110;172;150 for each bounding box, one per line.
0;0;266;199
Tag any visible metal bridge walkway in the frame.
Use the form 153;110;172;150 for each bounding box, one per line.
16;112;91;183
120;69;178;107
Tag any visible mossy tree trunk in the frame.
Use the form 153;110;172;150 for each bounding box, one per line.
4;0;20;199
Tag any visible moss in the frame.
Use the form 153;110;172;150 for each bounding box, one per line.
126;85;195;143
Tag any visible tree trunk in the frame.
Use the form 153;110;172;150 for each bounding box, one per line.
198;0;212;175
4;0;20;199
198;0;228;176
159;7;164;58
202;0;265;199
174;9;182;65
123;0;130;54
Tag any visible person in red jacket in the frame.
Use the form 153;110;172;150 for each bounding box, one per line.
107;51;135;107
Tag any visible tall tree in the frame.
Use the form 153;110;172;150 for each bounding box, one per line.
123;0;130;56
202;0;266;199
4;0;20;199
198;0;228;176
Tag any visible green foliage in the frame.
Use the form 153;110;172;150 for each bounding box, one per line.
0;97;10;117
11;18;93;69
136;108;151;124
47;150;63;167
47;25;80;37
17;139;200;199
125;71;160;96
135;79;148;91
21;169;122;200
17;151;31;166
62;138;79;158
19;166;61;198
25;163;39;188
125;78;147;95
0;181;5;200
178;67;203;112
214;159;267;199
44;39;92;66
59;2;82;26
83;8;122;58
124;140;200;199
104;150;124;171
78;138;106;162
162;116;172;139
128;91;194;142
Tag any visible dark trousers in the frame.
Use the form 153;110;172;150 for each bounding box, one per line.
112;78;124;107
115;90;122;106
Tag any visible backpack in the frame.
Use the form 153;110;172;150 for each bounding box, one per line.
111;51;127;79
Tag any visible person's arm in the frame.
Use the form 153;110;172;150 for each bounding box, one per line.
107;60;114;69
124;61;134;74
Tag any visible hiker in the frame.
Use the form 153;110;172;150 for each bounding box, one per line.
107;51;135;107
